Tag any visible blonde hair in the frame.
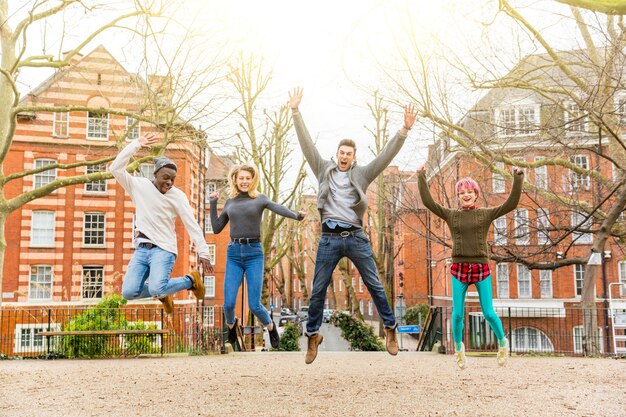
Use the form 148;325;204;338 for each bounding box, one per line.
228;164;260;198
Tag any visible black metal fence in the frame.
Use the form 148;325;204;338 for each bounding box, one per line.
0;304;225;358
421;305;624;357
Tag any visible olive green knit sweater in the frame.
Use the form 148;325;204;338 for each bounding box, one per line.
418;171;524;264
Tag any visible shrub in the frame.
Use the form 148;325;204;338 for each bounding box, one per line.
60;294;158;357
330;311;385;351
404;304;430;326
277;323;300;351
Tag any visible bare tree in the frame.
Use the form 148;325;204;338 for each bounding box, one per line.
385;1;626;355
226;54;307;319
0;1;229;307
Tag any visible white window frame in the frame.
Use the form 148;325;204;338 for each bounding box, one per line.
359;300;364;314
125;116;140;141
203;306;215;327
31;211;55;247
136;163;155;181
536;208;550;245
564;102;588;135
493;216;507;246
53;111;69;137
82;265;104;300
33;159;57;189
571;211;592;244
514;209;530;245
203;275;215;297
496;263;509;299
207;244;216;265
517;264;531;298
359;277;364;293
29;265;53;301
86;111;109;140
534;157;548;189
570;155;590;191
84;163;108;194
14;323;60;353
496;105;539;137
492;161;505;193
574;264;585;296
539;270;553;298
205;182;218;203
204;214;213;234
619;261;626;297
573;326;603;354
368;301;373;316
83;212;106;247
338;279;343;292
512;327;554;353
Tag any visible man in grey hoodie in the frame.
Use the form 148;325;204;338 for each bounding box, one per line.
289;87;418;364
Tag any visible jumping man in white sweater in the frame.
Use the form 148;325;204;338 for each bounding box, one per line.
110;133;213;314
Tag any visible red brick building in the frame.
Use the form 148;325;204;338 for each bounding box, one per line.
0;46;234;353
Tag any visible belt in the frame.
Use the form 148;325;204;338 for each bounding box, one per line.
231;237;261;244
138;242;157;248
322;231;358;238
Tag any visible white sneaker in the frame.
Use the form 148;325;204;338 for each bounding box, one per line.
497;338;509;367
455;342;467;370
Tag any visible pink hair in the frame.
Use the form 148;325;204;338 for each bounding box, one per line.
455;177;481;197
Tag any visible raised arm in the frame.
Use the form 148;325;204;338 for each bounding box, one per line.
417;168;450;221
209;193;230;234
488;168;525;219
289;87;326;177
362;104;417;183
110;133;158;192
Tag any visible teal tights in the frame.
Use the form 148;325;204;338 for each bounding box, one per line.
452;275;505;350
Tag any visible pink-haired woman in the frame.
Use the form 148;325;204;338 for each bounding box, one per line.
418;164;524;369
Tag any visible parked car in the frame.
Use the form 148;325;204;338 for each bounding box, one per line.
277;315;303;336
323;309;334;323
280;307;295;316
297;306;309;321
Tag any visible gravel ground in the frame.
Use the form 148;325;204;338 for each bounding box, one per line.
1;352;624;417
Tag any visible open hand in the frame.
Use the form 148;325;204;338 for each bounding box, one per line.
138;133;159;148
289;87;303;110
209;192;219;199
513;167;524;175
404;104;418;130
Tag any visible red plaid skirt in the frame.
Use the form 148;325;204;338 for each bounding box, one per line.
451;263;490;284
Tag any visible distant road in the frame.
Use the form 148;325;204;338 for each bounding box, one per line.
299;322;350;351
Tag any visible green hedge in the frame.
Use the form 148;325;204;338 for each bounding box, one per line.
61;294;159;358
330;312;385;351
404;304;429;326
276;323;300;351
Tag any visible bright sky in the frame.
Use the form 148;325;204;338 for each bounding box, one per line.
12;0;580;177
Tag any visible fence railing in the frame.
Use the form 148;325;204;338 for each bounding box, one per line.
420;305;624;357
0;305;225;358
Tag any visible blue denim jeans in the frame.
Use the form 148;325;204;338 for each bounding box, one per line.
121;246;192;300
223;242;272;327
306;231;397;335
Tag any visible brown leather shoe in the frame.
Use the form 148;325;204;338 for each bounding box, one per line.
305;333;323;364
385;327;398;356
159;295;174;315
189;270;205;300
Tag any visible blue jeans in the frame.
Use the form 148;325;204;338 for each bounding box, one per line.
223;242;272;327
306;231;396;335
121;246;192;300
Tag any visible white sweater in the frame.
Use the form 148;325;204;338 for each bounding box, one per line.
110;140;209;258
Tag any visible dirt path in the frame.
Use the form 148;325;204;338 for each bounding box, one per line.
1;352;624;416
